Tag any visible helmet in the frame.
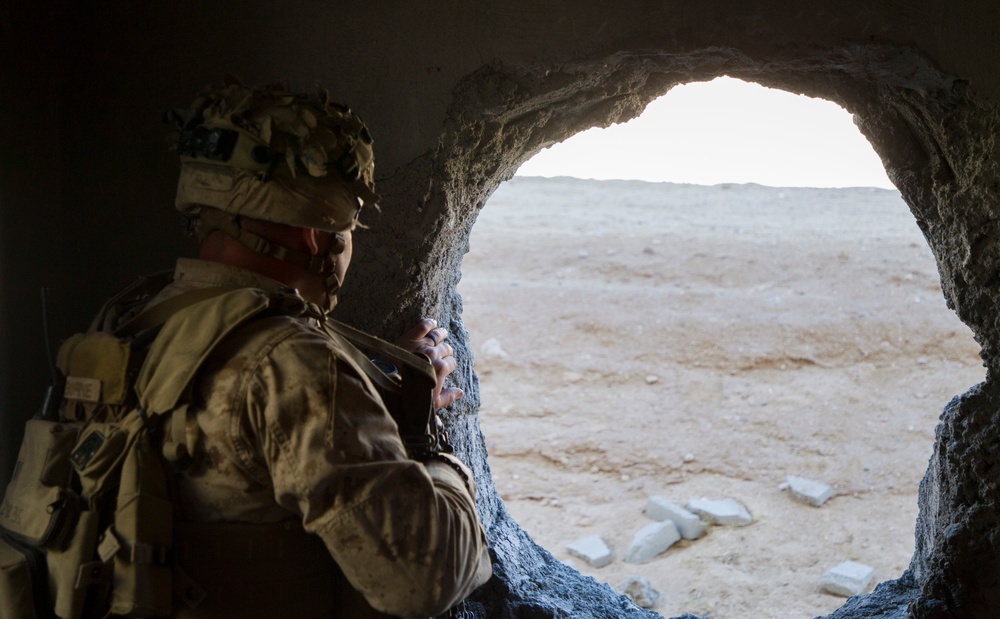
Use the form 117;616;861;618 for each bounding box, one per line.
168;79;379;312
171;79;378;233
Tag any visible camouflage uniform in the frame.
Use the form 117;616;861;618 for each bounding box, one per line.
152;258;491;618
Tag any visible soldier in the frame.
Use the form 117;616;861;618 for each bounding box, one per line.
154;81;493;617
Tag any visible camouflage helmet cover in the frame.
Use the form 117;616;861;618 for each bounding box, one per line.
172;79;378;232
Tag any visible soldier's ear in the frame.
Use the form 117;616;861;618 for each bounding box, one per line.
301;228;322;256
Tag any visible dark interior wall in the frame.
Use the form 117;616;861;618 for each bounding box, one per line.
4;2;1000;617
1;2;69;485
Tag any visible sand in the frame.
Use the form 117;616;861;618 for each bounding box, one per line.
457;176;985;619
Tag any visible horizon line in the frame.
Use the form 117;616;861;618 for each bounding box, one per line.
512;173;899;192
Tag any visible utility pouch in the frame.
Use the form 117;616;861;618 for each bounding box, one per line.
0;419;80;547
57;332;133;423
107;419;174;617
47;510;100;619
73;422;130;512
108;492;173;617
0;529;49;619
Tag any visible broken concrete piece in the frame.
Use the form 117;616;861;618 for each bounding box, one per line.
786;474;834;507
645;495;707;539
480;338;508;360
625;521;680;563
686;497;753;526
566;535;612;568
619;575;660;609
819;561;876;597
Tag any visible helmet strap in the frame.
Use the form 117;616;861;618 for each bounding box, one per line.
197;208;343;278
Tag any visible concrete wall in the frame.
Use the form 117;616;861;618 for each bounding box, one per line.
3;2;1000;616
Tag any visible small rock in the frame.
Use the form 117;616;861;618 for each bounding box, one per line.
563;371;584;383
682;453;696;463
786;475;834;507
578;250;590;259
480;338;508;360
619;575;660;609
686;497;753;526
566;535;612;568
642;247;656;255
819;561;876;597
645;496;706;540
625;521;680;564
645;375;660;385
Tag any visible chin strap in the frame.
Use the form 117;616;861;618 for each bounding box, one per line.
196;209;345;311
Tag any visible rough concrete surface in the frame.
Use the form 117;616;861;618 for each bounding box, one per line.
4;2;1000;617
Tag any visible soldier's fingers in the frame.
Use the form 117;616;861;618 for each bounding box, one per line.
435;386;465;411
431;354;457;382
418;341;454;363
396;318;437;346
425;327;448;347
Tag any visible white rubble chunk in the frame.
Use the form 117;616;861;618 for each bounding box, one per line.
619;575;660;609
686;497;753;526
625;521;680;564
644;495;707;540
819;561;876;597
566;535;612;568
480;338;508;360
786;474;834;507
562;371;584;383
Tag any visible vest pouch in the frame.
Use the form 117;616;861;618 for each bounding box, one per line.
108;425;173;618
0;529;49;619
108;492;172;617
47;510;100;619
73;423;129;512
0;419;80;547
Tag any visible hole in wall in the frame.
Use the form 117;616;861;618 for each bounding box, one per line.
458;78;983;618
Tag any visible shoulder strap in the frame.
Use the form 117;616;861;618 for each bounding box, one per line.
135;288;275;415
87;270;174;334
323;320;437;392
114;286;245;338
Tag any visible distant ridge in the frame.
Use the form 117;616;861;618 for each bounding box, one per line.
511;174;898;193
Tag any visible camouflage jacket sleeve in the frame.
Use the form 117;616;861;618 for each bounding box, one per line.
240;321;491;618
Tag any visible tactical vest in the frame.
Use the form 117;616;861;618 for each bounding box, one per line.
0;277;443;619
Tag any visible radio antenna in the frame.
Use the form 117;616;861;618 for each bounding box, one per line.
37;286;61;420
41;287;56;382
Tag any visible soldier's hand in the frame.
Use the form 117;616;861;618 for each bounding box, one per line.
396;318;465;410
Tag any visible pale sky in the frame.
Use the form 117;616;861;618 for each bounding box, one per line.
516;77;895;189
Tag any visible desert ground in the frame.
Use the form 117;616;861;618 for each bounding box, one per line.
456;176;985;619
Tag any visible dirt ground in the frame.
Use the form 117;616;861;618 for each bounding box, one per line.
457;176;985;619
